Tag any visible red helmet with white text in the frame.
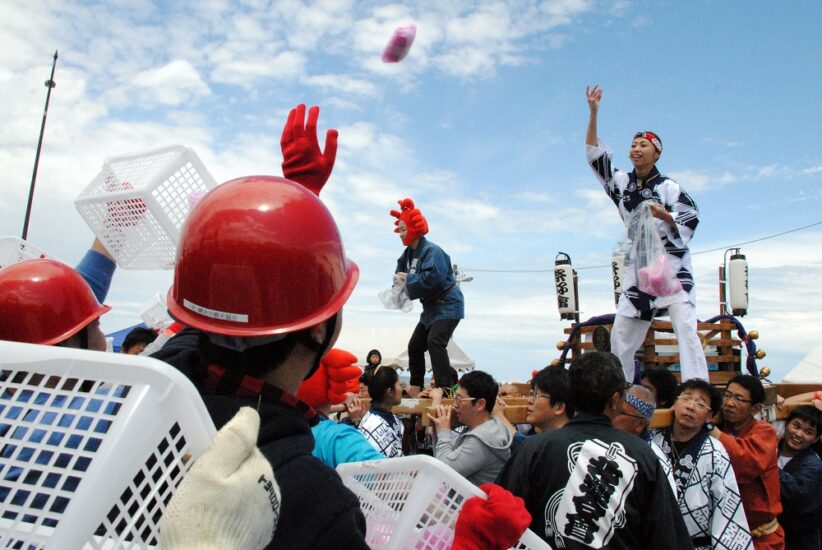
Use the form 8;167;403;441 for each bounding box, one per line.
167;175;359;336
0;259;110;345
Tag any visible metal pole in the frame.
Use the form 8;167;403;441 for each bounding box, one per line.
718;265;726;315
22;50;58;240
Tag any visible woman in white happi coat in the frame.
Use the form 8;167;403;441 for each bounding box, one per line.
585;84;708;383
358;366;404;458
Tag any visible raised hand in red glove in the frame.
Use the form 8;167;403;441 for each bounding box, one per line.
281;103;338;196
451;483;532;550
297;348;361;409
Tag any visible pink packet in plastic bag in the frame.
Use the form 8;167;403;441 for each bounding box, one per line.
382;24;417;63
638;255;682;297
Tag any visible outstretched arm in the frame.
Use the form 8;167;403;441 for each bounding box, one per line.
585;85;602;147
75;238;116;303
584;84;623;199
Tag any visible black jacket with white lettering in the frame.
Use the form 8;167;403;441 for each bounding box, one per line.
497;413;692;550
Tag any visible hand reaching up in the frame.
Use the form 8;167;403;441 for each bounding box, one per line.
281;104;338;195
586;84;602;114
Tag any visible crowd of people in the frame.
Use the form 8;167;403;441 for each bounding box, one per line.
1;92;821;550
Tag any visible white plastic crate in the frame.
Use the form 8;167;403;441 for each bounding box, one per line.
74;145;217;270
0;237;56;270
0;341;216;549
337;455;548;550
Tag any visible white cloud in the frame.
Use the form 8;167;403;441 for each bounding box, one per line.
515;191;555;204
302;74;378;97
436;198;500;221
666;168;738;192
210;50;306;86
704;137;744;148
130;60;211;106
756;163;789;179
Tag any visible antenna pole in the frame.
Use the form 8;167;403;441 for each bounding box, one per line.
22;49;59;240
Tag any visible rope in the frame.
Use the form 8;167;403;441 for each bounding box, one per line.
462;220;822;273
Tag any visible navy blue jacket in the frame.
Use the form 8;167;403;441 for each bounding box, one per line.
395;237;464;327
779;446;822;550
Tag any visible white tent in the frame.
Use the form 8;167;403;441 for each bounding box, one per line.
782;342;822;383
333;325;475;372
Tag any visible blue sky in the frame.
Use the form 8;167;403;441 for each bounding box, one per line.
1;0;820;383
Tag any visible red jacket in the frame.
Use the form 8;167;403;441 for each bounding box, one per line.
719;419;782;529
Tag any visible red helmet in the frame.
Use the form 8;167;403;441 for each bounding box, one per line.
0;259;111;345
167;175;359;336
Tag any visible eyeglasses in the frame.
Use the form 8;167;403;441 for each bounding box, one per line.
722;391;753;404
619;410;648;421
454;394;478;406
623;382;633;392
528;390;552;401
677;395;711;411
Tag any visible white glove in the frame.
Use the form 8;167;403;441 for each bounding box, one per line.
160;407;281;550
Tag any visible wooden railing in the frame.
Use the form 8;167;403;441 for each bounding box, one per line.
561;319;752;383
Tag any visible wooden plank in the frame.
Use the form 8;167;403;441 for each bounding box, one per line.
654;338;740;347
421;406;530;426
773;384;822;399
563;320;737;334
649;408;673;429
642;324;656;366
667;371;739;385
651;355;739;364
500;383;532;397
498;397;531;406
707;371;739;385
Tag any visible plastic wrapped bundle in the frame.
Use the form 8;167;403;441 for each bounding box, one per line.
638;254;682;296
382;24;417;63
378;274;414;312
626;202;681;297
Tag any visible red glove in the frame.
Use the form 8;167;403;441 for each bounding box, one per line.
281;103;338;196
297;348;361;408
451;484;531;550
323;349;362;404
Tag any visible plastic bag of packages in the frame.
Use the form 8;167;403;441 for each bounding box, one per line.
625;202;682;297
378;273;414;312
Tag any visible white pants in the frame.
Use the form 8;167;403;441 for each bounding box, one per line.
610;301;709;382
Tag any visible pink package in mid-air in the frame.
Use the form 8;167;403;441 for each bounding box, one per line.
638;254;682;297
382;24;417;63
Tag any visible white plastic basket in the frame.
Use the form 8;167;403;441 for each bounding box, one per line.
0;341;216;549
337;455;548;550
74;145;218;270
0;237;57;270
